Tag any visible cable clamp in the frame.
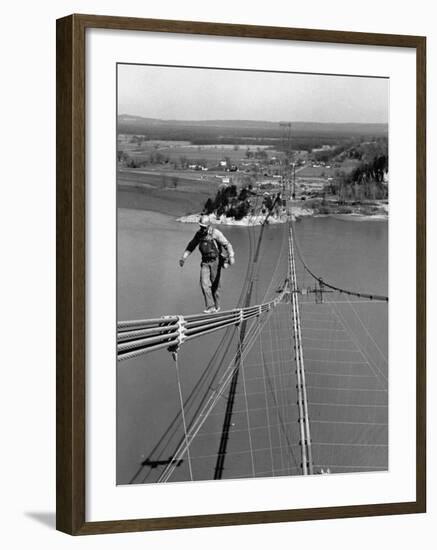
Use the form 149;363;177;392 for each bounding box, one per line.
162;314;179;328
238;309;244;326
168;315;186;358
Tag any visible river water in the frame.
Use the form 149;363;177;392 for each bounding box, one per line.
117;207;388;484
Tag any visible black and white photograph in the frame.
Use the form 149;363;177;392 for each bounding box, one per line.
116;63;389;485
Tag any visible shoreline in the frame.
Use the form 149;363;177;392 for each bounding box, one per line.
117;184;388;225
177;206;388;226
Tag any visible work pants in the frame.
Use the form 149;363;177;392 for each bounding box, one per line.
200;259;222;309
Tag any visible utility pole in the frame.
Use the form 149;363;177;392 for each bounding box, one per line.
279;122;296;199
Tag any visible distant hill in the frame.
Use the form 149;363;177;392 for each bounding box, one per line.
117;115;388;146
119;114;387;133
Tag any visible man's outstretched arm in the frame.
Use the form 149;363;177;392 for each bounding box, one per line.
179;233;200;267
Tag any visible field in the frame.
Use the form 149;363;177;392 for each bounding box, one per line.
296;159;361;178
118;135;278;163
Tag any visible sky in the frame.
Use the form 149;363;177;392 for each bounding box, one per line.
117;63;388;124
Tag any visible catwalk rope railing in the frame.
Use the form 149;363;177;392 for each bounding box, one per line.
288;221;314;474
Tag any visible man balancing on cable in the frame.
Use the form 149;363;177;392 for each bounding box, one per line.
179;215;235;313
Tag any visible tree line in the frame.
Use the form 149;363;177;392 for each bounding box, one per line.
203;184;257;220
327;155;388;202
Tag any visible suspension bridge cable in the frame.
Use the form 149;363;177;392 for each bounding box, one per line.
117;293;287;361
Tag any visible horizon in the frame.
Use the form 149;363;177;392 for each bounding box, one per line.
118;113;388;126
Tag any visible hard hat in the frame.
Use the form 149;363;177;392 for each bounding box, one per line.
199;215;210;227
